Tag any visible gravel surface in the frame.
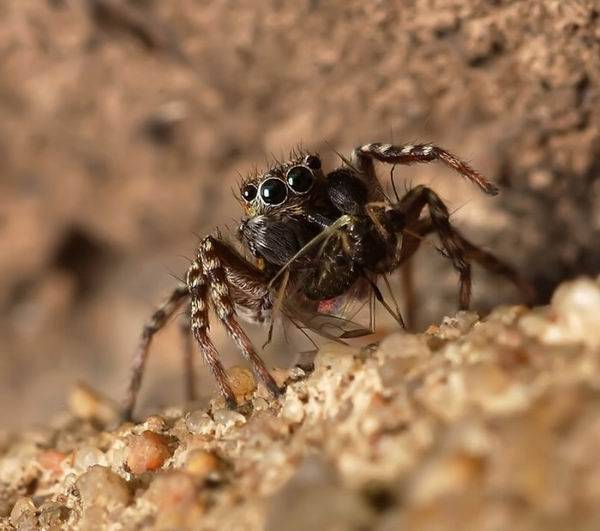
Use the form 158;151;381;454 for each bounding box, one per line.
1;277;599;530
1;0;599;427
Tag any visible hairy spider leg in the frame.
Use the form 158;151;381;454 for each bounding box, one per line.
187;261;237;408
393;190;535;311
457;238;536;303
396;185;473;309
124;284;190;420
193;236;282;403
392;217;435;329
353;143;499;195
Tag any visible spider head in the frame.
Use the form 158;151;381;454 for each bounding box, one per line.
237;152;324;265
238;152;323;220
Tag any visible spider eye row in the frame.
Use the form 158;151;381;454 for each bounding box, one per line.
241;160;319;206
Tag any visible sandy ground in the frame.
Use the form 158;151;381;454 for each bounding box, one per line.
1;278;600;530
0;0;599;427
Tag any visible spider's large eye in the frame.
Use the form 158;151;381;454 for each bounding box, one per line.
259;178;287;206
286;166;314;194
241;184;257;202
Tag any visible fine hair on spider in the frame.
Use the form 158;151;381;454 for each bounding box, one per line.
122;141;534;420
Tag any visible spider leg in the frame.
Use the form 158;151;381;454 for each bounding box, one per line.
396;185;473;309
404;218;534;303
124;284;190;420
178;308;197;402
394;190;534;310
353;142;499;195
447;230;536;304
195;236;282;402
187;261;237;409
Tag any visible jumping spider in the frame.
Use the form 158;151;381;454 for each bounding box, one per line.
124;142;531;419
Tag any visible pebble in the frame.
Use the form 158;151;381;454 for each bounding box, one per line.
186;410;216;435
144;470;197;508
68;382;120;425
252;397;270;411
227;365;257;402
144;415;167;432
5;278;600;530
280;390;305;424
9;497;37;529
143;470;203;528
408;451;486;505
127;431;171;475
37;449;67;475
76;465;131;508
38;501;70;529
212;409;246;429
184;449;220;479
73;446;107;471
552;277;600;347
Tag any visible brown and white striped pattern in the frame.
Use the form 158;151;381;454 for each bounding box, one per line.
194;236;281;400
355;142;499;195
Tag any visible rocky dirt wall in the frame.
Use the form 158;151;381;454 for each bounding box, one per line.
0;0;598;426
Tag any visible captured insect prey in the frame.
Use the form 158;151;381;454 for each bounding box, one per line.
123;142;533;419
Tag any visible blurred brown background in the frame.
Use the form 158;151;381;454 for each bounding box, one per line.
0;0;598;427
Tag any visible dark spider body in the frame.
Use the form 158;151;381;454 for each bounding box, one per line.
123;142;532;419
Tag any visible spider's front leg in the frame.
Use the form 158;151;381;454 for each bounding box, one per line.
188;236;282;408
352;142;499;195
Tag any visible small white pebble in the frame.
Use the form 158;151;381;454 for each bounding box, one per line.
185;410;216;435
212;409;246;429
73;446;107;471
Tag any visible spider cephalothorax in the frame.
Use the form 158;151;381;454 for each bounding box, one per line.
123;142;533;419
236;153;324;267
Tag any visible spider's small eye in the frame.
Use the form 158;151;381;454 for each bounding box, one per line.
286;166;314;194
259;178;287;206
241;184;257;202
305;155;321;170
